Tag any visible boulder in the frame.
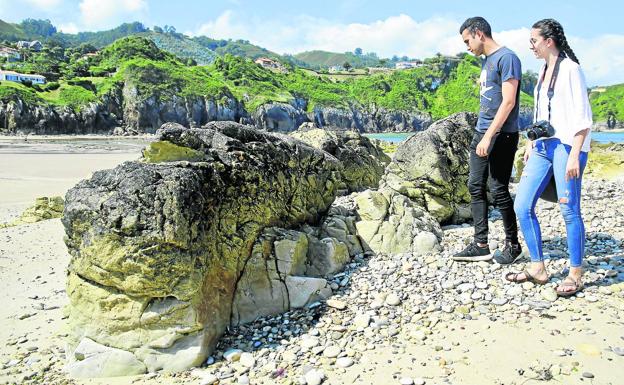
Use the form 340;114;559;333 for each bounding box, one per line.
63;121;342;374
291;128;390;192
381;112;477;223
354;188;442;255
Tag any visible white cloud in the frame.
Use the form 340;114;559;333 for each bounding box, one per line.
191;12;623;86
23;0;63;11
79;0;148;29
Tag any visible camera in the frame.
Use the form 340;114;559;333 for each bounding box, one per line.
525;120;555;140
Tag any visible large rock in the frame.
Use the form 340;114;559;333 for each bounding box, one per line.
354;188;442;255
381;112;476;224
290;128;390;192
62;121;342;374
65;338;147;378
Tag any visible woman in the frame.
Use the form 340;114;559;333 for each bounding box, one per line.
505;19;592;297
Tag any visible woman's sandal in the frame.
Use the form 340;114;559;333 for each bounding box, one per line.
505;270;549;285
556;276;584;297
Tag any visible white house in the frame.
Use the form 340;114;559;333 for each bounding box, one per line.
395;61;423;70
16;40;43;51
0;70;46;84
0;47;21;61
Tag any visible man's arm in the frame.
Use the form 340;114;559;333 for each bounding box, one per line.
475;78;519;157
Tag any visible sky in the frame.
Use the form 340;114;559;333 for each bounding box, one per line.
1;0;623;86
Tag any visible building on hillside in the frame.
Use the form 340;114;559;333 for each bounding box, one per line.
395;61;423;70
328;65;344;73
255;57;279;68
0;47;21;61
78;52;100;61
0;70;46;84
367;67;392;74
16;40;43;51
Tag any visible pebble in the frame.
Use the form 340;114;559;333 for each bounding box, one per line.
385;292;401;306
335;357;354;368
323;345;342;358
582;372;595;379
327;299;347;310
399;377;414;385
305;369;325;385
239;352;255;368
223;348;243;362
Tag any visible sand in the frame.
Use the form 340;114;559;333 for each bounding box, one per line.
0;136;622;385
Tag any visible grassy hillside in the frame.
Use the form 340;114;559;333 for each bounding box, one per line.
293;50;381;69
0;36;533;120
590;84;624;122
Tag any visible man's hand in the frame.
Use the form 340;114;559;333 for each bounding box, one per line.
476;136;492;157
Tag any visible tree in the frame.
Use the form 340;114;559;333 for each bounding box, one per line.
521;70;538;95
379;58;388;67
153;26;163;33
343;61;352;71
354;47;363;56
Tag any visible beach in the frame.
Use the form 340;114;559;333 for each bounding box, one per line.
1;136;623;385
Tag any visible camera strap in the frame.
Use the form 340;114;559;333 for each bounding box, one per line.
535;54;564;123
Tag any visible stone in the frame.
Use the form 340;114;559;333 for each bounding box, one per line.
239;352;255;368
224;349;243;362
63;123;345;374
353;314;371;329
385;292;401;306
327;299;347;310
304;369;325;385
541;288;558;302
400;377;414;385
381;112;477;223
336;357;354;368
323;345;342;358
65;338;146;378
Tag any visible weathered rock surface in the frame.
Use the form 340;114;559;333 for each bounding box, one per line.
290;128;390;192
354;188;442;255
381;112;476;223
0;196;64;228
62;121;344;375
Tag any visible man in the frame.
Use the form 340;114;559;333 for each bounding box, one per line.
453;17;523;264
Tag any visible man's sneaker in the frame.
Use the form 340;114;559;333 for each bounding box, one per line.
452;242;492;262
493;242;522;265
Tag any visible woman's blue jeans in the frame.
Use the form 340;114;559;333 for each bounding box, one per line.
514;138;588;267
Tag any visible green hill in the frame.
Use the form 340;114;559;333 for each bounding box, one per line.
293;50;381;69
590;84;624;122
0;36;532;119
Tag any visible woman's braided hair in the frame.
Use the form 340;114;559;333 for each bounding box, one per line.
532;19;579;64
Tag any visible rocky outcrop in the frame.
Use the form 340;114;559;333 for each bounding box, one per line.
0;196;64;228
62;121;350;375
0;88;431;134
290;128;390;193
381;112;476;224
354;188;442;255
312;106;432;133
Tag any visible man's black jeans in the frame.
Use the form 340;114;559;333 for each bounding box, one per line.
468;131;519;245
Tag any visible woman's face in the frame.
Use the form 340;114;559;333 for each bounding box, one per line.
529;28;550;59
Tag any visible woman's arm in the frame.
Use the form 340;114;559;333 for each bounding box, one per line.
566;128;589;181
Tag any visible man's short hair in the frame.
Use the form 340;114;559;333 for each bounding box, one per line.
459;17;492;38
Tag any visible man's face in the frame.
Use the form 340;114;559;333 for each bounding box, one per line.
461;29;483;56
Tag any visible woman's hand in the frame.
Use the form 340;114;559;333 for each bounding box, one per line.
566;154;581;181
523;140;534;163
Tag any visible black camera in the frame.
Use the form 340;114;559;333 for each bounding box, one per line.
525;120;555;140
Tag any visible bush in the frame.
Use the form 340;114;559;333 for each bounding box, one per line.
45;81;60;91
21;79;33;87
